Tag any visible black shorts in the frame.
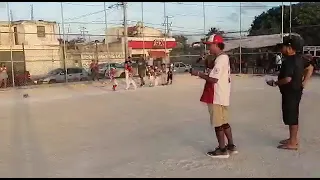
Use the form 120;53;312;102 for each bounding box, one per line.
281;90;303;125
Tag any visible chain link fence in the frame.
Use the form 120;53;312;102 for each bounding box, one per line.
0;2;311;88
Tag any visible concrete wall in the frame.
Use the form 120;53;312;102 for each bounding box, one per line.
0;24;12;46
24;45;62;75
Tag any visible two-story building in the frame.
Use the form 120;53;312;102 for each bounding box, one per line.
0;20;61;76
106;22;176;64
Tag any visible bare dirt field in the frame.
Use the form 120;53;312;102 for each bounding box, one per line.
0;74;320;178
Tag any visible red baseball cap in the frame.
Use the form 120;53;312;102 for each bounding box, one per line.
203;34;224;44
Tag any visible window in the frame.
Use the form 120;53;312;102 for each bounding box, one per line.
14;27;18;45
37;26;45;37
175;63;180;68
67;68;82;74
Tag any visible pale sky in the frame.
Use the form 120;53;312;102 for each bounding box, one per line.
0;2;295;42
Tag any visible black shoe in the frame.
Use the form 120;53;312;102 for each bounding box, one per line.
226;144;238;155
206;147;229;159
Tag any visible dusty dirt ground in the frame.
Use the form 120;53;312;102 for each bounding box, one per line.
0;74;320;178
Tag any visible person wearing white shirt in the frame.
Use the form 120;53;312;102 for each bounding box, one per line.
191;34;237;158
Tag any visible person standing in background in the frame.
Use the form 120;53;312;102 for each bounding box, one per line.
0;63;8;88
160;63;167;85
167;63;174;85
109;67;118;91
148;65;155;87
125;57;137;90
154;66;161;86
275;53;282;72
90;60;99;81
137;55;146;87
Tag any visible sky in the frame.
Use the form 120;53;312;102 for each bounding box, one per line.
0;2;294;42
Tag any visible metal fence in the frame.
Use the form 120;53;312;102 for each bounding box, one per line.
0;2;306;87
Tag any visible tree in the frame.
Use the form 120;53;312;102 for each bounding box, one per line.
170;35;190;55
173;35;188;49
249;2;320;45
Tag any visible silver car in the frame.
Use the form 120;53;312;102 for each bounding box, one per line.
98;63;126;78
33;67;90;84
173;62;192;73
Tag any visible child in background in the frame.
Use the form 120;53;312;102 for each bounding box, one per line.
154;66;161;86
109;67;118;91
148;66;155;87
167;63;173;85
161;63;167;85
125;60;137;90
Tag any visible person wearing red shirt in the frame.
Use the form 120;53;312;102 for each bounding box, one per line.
90;60;99;81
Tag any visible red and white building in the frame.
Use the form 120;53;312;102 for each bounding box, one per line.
105;22;176;63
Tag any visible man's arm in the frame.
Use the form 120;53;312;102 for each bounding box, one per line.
191;55;225;83
275;62;294;86
275;77;292;86
197;72;218;84
302;64;314;87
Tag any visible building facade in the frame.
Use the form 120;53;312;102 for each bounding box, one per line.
0;20;61;76
106;22;176;64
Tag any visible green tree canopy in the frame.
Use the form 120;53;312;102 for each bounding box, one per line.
249;2;320;45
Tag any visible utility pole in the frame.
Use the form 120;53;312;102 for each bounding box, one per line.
239;2;242;74
66;25;70;41
79;26;88;41
60;2;68;83
122;2;128;59
141;2;145;57
281;2;284;43
7;2;15;87
10;10;13;22
203;2;206;53
31;4;34;20
289;2;292;37
103;2;109;52
163;16;172;36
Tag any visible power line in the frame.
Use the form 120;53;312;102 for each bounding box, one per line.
167;2;284;8
63;2;102;7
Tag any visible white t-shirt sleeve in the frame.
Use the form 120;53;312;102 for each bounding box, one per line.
209;55;227;79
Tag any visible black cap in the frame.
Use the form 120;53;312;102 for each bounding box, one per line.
276;34;304;52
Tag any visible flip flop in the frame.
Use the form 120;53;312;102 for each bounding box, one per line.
279;139;299;145
277;144;298;151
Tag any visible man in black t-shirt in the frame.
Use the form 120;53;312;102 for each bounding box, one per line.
137;55;146;86
266;35;307;151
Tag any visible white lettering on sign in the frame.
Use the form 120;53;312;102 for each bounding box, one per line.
81;52;125;60
153;39;165;48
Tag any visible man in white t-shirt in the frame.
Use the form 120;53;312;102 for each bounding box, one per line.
191;34;237;158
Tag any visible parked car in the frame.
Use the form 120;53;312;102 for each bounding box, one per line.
15;71;34;86
98;63;126;78
32;67;90;84
173;62;192;73
6;71;34;87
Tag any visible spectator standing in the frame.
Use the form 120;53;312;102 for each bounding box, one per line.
0;63;8;88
